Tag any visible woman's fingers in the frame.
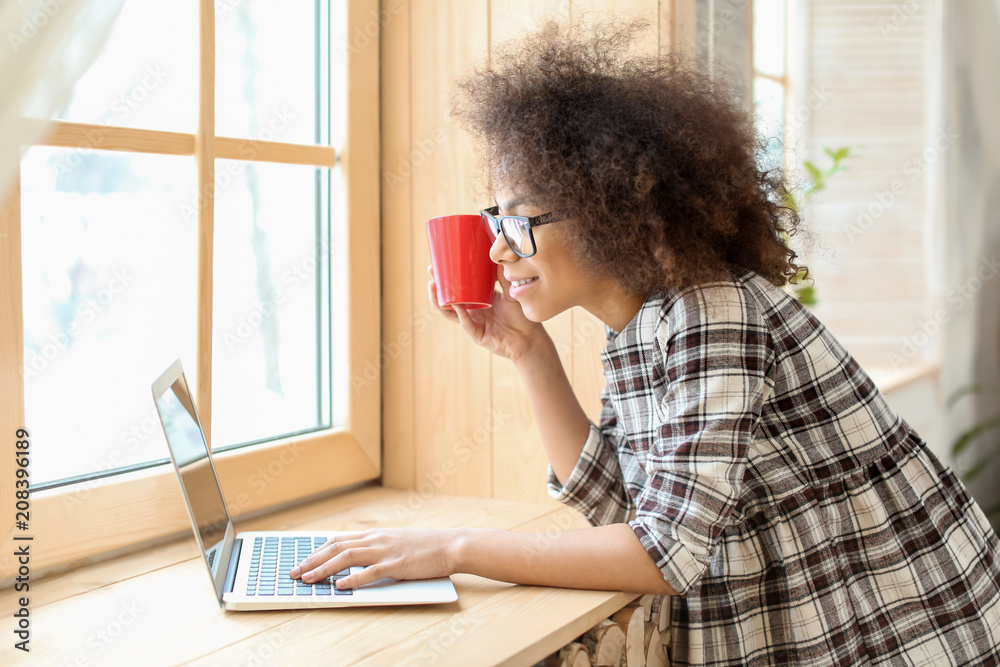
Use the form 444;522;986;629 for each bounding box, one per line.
290;533;363;579
300;546;379;584
452;304;488;344
428;280;460;321
333;561;392;589
288;528;457;590
291;533;375;583
289;529;431;587
428;276;502;358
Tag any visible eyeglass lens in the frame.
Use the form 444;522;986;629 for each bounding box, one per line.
482;211;533;256
502;218;529;254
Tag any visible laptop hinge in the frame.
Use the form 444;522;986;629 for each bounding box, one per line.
223;538;242;595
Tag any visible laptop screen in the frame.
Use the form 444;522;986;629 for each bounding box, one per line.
153;361;234;603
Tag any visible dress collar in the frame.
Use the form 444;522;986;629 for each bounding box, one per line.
603;268;750;358
602;292;668;360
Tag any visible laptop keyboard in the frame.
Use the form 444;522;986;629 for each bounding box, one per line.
245;536;357;597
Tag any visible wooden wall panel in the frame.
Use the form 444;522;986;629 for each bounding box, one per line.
492;0;571;37
567;0;663;428
490;0;573;504
409;0;494;498
573;0;660;56
671;0;697;56
381;0;414;489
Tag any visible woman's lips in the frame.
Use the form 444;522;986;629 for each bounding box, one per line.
507;276;538;297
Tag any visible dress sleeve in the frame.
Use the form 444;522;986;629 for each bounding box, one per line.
547;376;634;526
630;283;772;595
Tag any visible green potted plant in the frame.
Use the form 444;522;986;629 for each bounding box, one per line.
948;384;1000;521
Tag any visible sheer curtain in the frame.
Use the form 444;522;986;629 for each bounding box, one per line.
939;0;1000;525
0;0;126;196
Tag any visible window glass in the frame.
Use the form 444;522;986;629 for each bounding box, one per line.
21;147;197;486
55;0;198;133
754;76;786;166
216;0;320;146
211;159;336;448
753;0;786;78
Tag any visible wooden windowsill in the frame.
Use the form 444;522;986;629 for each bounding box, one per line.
866;361;941;396
0;484;636;666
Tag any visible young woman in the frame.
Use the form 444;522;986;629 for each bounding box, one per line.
293;23;1000;664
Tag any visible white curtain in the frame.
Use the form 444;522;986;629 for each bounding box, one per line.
939;0;1000;524
0;0;126;196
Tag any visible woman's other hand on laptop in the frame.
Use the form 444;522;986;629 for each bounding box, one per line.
290;528;461;588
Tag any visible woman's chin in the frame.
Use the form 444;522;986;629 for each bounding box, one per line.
518;301;567;324
520;308;545;323
514;300;544;323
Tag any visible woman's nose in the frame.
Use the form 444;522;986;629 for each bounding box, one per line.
489;234;518;264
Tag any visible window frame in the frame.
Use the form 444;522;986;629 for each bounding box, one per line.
748;0;793;174
0;0;381;580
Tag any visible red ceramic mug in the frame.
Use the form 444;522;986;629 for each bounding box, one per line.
427;214;496;309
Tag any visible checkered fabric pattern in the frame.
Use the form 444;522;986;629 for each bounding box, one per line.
548;269;1000;666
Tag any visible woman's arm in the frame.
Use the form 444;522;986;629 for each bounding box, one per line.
502;328;591;485
454;523;678;595
454;301;634;525
431;267;593;485
290;523;679;596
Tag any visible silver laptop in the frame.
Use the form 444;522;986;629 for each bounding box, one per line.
152;359;458;610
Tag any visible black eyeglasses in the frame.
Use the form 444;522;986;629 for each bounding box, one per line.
480;205;562;258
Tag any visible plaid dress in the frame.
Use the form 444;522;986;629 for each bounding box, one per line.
548;269;1000;666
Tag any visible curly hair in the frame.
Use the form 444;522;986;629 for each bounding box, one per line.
452;20;806;294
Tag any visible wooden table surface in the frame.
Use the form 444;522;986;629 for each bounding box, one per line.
1;484;637;666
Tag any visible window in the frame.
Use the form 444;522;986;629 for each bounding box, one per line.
750;0;790;173
695;0;752;108
690;1;943;422
692;0;793;171
1;0;381;576
794;0;936;377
